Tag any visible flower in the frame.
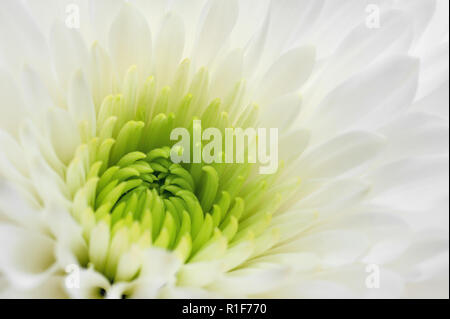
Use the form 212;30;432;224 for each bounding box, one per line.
0;0;448;299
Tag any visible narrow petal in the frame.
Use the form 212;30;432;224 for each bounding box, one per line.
46;108;80;165
305;56;419;142
208;265;291;296
210;48;243;99
64;267;111;299
50;21;88;91
279;230;370;267
378;112;449;162
0;275;67;299
68;70;97;138
0;70;27;136
259;93;302;131
292;131;386;180
154;12;185;87
108;3;152;81
368;156;449;211
21;65;56;114
310;10;414;101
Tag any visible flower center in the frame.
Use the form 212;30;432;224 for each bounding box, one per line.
66;62;297;283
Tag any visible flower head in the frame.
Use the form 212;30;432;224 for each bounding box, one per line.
0;0;448;298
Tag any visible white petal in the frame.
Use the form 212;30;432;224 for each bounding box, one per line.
396;0;437;46
50;21;88;91
368;156;449;211
159;285;221;298
0;11;24;72
89;0;124;46
310;10;413;102
25;0;90;38
129;0;170;34
0;0;51;77
115;246;142;282
68;70;96;137
0;152;35;204
0;224;58;289
105;282;133;299
21;65;56;114
154;12;185;87
334;10;413;67
231;0;270;49
278;129;310;164
19;119;65;177
413;0;449;54
108;3;152;81
397;196;449;232
171;0;208;52
271;209;317;243
296;178;370;213
309;265;404;298
250;252;320;273
389;232;449;282
208;265;291;296
0;70;27;136
139;248;180;280
219;240;254;272
404;252;449;298
272;280;355;299
0;130;28;177
26;154;70;207
88;221;110;273
262;0;324;61
378;112;449;162
415;42;448;100
243;11;270;77
259;93;302;131
177;262;222;287
193;0;239;66
413;78;449;119
210;48;243;99
280;230;370;267
46;108;80;165
292;131;386;180
130;249;181;298
257;46;315;102
363;235;412;265
89;43;114;108
330;209;411;252
0;181;44;230
0;275;67;299
44;203;87;268
305;56;419;142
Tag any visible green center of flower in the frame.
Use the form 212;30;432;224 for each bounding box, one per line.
66;61;297;283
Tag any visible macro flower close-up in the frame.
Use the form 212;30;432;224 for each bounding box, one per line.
0;0;448;300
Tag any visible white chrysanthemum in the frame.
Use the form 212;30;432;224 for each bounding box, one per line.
0;0;448;299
